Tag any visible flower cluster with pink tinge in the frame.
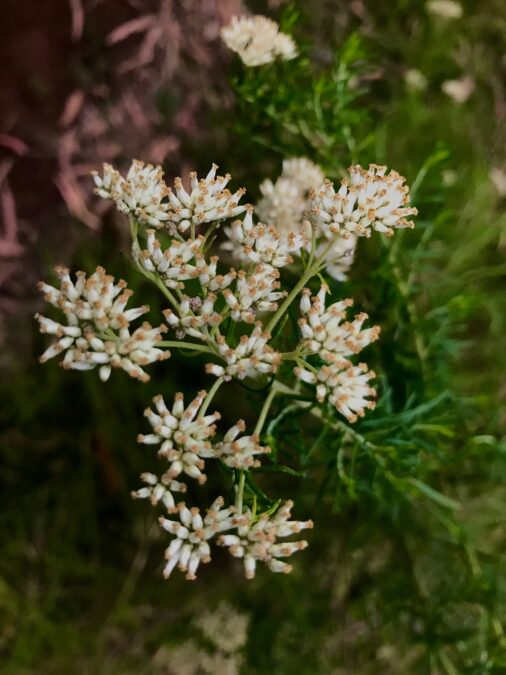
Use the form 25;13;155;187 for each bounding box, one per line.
158;497;312;581
134;390;307;581
308;164;418;240
93;161;247;232
36;156;417;582
294;285;380;422
35;266;169;382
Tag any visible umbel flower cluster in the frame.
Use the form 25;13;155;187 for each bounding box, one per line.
37;155;416;580
220;15;297;67
36;17;417;582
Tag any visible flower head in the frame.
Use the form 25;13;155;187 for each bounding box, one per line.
159;497;236;580
280;158;325;194
224;207;307;268
166;164;247;233
206;323;281;380
295;359;376;423
441;76;474;104
36;266;168;381
218;500;313;579
308;164;417;239
221;15;297;67
256;157;324;234
139;230;205;289
164;294;223;339
299;286;380;360
222;265;285;323
214;420;271;469
427;0;463;19
316;235;357;281
138;391;221;484
92;160;170;228
194;602;250;654
132;472;187;512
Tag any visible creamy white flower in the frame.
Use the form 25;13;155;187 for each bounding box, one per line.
224;208;307;268
159;498;236;580
281;157;325;194
132;471;187;512
299;286;380;360
316;235;357;281
164;294;223;339
256;177;307;232
206;324;281;380
222;265;285;323
442;170;458;186
92;160;170;228
490;168;506;196
404;69;428;91
218;500;313;579
36;266;169;382
214;420;271;469
255;158;324;234
194;602;250;654
308;164;417;239
426;0;463;19
138;391;221;484
166;164;246;233
197;257;237;292
139;230;205;289
442;76;474;103
295;359;376;423
221;15;297;67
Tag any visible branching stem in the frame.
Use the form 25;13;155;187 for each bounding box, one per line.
198;376;225;419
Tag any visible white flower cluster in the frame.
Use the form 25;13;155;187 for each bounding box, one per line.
165;164;247;233
135;389;307;580
207;324;281;381
308;164;418;240
92;161;295;382
426;0;463;19
136;391;271;487
194;602;250;654
93;161;247;232
92;160;170;228
224;207;307;268
295;359;376;423
442;76;474;104
35;266;169;382
221;15;297;67
159;498;236;580
213;420;270;469
218;500;313;578
158;497;311;581
294;286;379;422
255;158;357;281
299;286;380;360
38;154;417;583
256;157;324;232
137;391;221;485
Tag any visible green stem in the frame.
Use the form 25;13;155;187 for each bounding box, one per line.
156;340;213;354
198;376;225;418
235;385;279;516
128;215;181;312
149;273;181;312
265;266;317;334
254;386;278;436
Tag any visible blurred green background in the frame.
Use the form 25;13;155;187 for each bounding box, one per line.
1;1;505;673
